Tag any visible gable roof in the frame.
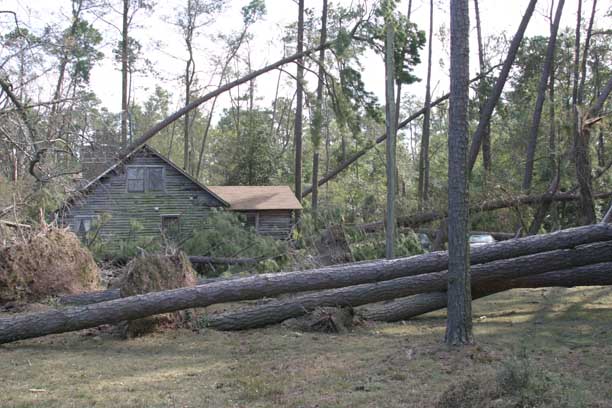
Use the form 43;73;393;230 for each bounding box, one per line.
207;186;303;211
73;144;229;207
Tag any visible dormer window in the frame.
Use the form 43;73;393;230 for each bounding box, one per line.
127;166;165;192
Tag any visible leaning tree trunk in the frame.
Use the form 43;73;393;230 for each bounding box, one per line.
3;227;612;343
384;13;397;259
310;0;328;220
522;0;565;192
359;261;612;322
467;0;538;173
294;0;304;206
206;241;612;330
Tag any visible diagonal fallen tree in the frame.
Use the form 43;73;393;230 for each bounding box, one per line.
1;225;612;344
301;65;502;198
56;224;612;307
358;191;612;232
358;261;612;322
205;241;612;330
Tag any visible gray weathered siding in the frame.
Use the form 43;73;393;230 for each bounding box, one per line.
60;148;224;244
254;210;293;240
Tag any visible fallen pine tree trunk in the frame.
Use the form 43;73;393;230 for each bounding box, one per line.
358;261;612;322
359;191;612;232
57;275;234;306
204;241;612;330
56;224;612;307
1;229;611;344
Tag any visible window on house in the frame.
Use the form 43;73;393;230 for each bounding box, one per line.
161;215;180;240
74;216;95;238
147;167;164;191
245;212;258;230
127;167;145;192
127;166;164;192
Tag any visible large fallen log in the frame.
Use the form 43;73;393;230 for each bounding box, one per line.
358;262;612;322
359;191;612;232
56;224;612;307
205;241;612;330
1;227;611;344
57;275;234;306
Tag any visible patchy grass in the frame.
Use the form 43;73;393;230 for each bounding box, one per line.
1;286;612;407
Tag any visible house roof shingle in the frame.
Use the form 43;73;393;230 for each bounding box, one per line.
207;186;303;211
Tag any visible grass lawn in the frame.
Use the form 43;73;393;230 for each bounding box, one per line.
1;286;612;407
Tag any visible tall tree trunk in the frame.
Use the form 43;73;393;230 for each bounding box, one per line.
311;0;328;222
294;0;304;207
473;0;491;173
522;0;565;192
577;0;597;105
394;0;413;130
384;11;397;259
467;0;538;173
571;0;595;225
418;0;434;210
184;54;194;171
446;0;472;346
121;0;129;147
593;55;605;167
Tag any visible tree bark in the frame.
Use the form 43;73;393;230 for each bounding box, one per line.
446;0;472;345
3;226;612;343
294;0;304;206
418;0;434;209
121;0;129;146
206;241;612;331
467;0;538;173
358;261;612;322
311;0;328;220
384;12;397;259
473;0;491;173
522;0;565;192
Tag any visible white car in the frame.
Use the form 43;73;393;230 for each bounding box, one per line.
469;234;496;247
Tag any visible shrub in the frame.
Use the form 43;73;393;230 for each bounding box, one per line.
182;210;288;275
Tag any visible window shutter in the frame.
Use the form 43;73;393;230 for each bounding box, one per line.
127;167;145;192
147;167;164;191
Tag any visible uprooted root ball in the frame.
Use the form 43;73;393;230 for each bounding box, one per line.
119;252;198;338
0;227;100;302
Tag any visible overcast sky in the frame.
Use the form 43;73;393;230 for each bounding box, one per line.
2;0;606;122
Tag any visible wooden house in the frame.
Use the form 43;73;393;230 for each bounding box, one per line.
58;145;301;243
58;145;228;243
208;186;302;240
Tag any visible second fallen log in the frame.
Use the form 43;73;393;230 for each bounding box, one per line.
358;261;612;322
205;241;612;330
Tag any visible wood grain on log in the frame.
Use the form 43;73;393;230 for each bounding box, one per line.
358;261;612;321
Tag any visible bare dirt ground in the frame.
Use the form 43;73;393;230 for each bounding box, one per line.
1;286;612;407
